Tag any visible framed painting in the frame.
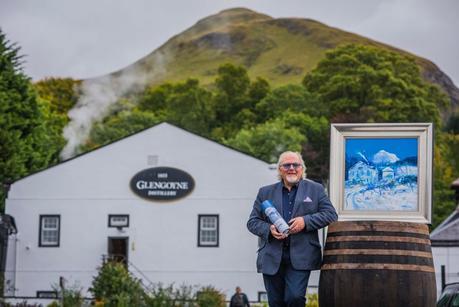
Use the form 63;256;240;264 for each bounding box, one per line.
329;123;433;224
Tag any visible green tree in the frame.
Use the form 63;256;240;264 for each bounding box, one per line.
303;44;448;126
212;63;252;138
0;30;53;211
85;109;161;150
163;79;214;135
445;110;459;133
138;79;214;136
275;111;330;179
138;82;174;116
432;132;459;227
255;84;321;123
34;77;80;115
225;118;306;163
303;44;456;228
214;63;251;122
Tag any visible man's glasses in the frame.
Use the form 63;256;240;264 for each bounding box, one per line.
280;163;302;170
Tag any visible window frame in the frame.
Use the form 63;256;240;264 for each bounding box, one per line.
258;291;268;302
38;215;61;247
108;214;130;228
197;214;219;247
37;290;58;299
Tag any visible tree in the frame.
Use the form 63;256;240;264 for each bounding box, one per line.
303;44;456;228
85;109;161;150
34;77;80;115
255;84;321;123
212;63;252;138
275;111;330;179
214;63;251;122
303;44;448;126
0;30;53;211
163;79;214;136
225;118;306;163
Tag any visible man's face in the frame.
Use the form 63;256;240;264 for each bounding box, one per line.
279;153;303;186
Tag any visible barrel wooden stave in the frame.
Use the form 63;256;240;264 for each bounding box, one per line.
319;221;436;307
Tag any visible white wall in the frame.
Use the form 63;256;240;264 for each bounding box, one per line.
432;246;459;297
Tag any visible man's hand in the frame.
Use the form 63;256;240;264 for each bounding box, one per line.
289;217;305;234
270;224;287;240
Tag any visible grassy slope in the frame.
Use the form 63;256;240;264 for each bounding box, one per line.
107;8;456;110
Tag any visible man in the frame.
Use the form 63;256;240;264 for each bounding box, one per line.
230;286;250;307
247;151;338;307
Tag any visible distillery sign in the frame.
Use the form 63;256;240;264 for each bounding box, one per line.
130;167;195;201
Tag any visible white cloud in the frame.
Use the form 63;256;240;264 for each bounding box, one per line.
372;150;399;165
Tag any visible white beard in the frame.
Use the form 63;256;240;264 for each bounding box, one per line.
285;175;300;184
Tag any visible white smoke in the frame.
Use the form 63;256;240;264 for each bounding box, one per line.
60;51;168;160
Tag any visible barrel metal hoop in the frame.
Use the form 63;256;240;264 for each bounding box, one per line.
326;235;431;245
323;248;433;258
321;263;435;273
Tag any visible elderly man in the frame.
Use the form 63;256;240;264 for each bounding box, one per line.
247;151;337;307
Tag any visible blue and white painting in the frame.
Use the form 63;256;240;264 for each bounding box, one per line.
344;138;418;211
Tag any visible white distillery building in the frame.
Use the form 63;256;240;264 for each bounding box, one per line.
3;122;322;303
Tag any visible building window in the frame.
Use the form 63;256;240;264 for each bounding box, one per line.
39;215;60;247
198;215;219;247
108;214;129;228
258;291;268;302
37;291;58;299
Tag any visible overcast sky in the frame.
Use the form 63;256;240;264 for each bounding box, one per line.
1;0;458;86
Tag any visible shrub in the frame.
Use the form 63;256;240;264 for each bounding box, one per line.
195;286;226;307
145;283;197;306
306;293;319;307
89;261;146;307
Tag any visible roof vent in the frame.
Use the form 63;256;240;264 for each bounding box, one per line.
147;155;158;166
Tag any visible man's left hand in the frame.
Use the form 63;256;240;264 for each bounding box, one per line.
288;217;305;234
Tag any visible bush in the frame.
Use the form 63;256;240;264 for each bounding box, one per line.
145;283;197;306
196;286;226;307
306;293;318;307
89;261;146;307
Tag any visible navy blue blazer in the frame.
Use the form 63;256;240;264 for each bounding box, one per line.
247;179;338;275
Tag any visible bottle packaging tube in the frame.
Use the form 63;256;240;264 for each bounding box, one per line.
261;200;289;235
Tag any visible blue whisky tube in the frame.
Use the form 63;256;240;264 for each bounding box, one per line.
261;200;290;235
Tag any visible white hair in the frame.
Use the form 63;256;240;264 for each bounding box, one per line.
277;151;307;180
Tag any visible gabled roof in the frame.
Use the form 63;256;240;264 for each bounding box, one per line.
431;205;459;247
11;122;271;184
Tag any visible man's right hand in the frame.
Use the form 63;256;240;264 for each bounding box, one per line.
270;224;287;240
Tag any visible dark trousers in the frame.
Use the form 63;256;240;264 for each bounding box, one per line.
263;248;311;307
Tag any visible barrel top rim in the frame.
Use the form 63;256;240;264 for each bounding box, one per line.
328;221;429;234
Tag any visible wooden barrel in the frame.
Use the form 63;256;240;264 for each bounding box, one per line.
319;221;436;307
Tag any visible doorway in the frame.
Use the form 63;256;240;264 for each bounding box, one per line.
108;237;128;266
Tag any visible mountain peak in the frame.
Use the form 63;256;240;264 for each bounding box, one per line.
186;7;272;37
106;7;458;112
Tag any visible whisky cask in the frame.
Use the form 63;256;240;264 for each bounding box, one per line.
319;221;436;307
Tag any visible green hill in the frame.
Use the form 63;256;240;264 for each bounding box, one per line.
104;7;457;109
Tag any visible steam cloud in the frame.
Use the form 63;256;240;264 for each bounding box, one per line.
60;51;168;160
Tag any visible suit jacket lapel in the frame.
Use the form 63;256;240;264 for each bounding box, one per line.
273;182;283;213
292;179;306;217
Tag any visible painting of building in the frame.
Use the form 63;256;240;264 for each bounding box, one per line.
348;161;378;185
344;138;419;211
